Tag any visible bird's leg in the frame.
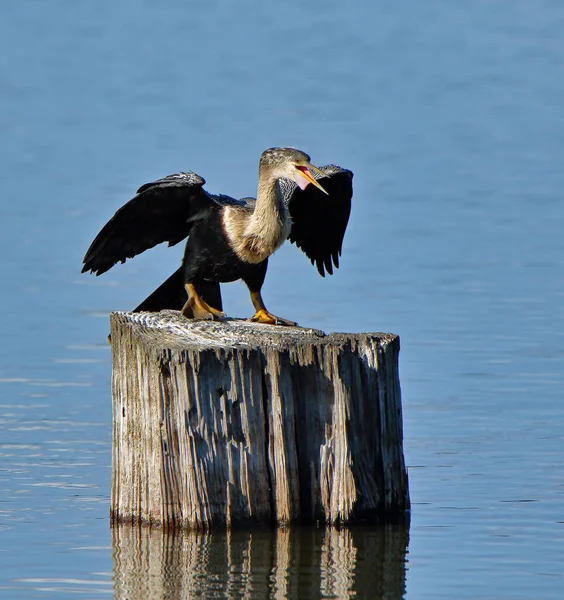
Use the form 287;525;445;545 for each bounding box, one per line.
248;290;297;326
181;283;225;320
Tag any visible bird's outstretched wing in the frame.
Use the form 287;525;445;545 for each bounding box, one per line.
282;165;353;276
82;172;215;276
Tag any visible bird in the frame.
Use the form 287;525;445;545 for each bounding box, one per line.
81;147;353;325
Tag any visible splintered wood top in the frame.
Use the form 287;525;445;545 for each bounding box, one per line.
110;310;398;352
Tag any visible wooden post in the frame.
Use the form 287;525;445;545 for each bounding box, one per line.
110;311;409;529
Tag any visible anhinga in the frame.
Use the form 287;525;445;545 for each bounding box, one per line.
82;147;353;325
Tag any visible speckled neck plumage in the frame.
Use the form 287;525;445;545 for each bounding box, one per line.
221;166;292;264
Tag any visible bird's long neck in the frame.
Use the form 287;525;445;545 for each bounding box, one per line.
221;168;291;265
223;168;292;263
255;168;286;223
248;168;291;252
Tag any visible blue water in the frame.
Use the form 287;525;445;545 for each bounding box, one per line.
1;0;563;597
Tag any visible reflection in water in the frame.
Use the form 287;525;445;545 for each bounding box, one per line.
320;528;357;598
112;523;409;599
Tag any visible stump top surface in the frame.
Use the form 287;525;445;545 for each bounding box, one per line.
111;311;398;351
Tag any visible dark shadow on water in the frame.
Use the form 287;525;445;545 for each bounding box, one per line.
112;523;409;599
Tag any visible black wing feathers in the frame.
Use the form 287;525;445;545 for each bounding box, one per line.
286;165;353;277
135;172;205;194
81;172;211;276
82;165;353;279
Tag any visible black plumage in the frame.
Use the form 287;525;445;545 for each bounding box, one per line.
283;165;352;276
82;148;353;325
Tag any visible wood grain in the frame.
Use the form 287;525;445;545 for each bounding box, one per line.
110;311;409;528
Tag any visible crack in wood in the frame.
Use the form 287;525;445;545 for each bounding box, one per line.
109;311;409;529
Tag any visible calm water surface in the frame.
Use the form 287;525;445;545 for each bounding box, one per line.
1;1;563;598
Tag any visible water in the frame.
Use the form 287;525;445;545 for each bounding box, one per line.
1;0;563;597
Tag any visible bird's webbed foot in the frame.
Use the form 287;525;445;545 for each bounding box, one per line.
249;309;297;326
182;284;225;321
182;298;225;321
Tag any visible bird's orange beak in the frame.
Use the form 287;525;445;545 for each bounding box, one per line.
295;164;329;194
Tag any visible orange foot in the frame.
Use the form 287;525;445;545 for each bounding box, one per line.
249;309;297;326
182;297;225;321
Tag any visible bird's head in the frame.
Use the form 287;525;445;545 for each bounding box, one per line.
260;147;328;194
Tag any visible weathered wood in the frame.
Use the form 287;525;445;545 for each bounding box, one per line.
110;310;409;529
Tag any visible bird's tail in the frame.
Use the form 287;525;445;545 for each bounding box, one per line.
134;267;223;312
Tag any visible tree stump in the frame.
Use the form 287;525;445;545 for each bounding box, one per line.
110;311;409;529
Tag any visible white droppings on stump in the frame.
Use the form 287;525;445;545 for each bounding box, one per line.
110;310;409;529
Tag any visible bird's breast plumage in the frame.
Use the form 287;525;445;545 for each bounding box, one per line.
221;205;291;264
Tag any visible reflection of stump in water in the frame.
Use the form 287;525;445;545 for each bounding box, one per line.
110;312;410;527
112;523;409;600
